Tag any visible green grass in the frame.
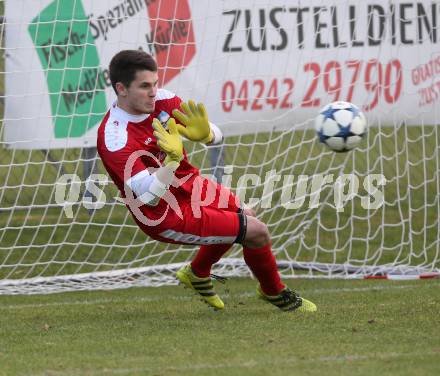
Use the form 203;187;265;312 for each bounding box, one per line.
1;278;439;376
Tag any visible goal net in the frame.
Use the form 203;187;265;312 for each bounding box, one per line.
1;0;439;294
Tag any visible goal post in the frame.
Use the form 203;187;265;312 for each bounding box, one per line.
1;0;440;294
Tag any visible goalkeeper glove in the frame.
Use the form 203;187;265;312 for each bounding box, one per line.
172;100;214;144
152;117;183;166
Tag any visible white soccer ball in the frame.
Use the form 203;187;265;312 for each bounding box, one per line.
315;101;367;152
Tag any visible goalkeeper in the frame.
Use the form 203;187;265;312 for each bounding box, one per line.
97;50;316;312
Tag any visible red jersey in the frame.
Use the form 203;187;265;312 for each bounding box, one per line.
97;89;243;246
97;89;199;220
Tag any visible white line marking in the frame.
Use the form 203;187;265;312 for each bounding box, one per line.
0;283;434;310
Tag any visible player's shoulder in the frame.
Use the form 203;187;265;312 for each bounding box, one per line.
155;88;177;101
155;88;182;110
100;102;151;153
99;103;130;153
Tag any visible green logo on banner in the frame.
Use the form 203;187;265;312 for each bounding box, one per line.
28;0;107;139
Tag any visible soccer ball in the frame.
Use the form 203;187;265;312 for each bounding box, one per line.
315;101;367;152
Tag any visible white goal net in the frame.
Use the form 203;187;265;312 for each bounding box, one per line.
1;0;439;294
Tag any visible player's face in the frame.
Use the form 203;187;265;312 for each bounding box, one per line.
124;70;158;114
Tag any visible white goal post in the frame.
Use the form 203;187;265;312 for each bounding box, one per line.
1;0;440;294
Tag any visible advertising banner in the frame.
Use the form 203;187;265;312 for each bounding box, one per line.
4;0;440;149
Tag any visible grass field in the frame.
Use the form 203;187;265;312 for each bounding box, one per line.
1;278;439;376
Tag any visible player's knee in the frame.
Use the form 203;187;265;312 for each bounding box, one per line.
243;207;256;217
252;224;270;248
243;217;270;248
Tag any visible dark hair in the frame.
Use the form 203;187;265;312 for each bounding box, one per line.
109;50;157;94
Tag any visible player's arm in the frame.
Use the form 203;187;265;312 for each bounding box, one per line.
172;100;223;145
126;162;180;207
126;118;183;207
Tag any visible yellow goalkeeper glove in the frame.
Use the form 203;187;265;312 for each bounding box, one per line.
152;117;183;166
172;100;214;144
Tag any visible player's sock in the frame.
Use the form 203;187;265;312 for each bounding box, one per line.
243;243;285;295
191;244;232;278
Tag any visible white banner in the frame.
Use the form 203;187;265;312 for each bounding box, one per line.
4;0;440;149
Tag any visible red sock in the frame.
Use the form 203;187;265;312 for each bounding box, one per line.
191;244;232;278
243;243;285;295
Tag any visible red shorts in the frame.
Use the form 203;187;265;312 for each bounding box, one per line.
131;177;246;245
